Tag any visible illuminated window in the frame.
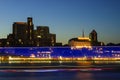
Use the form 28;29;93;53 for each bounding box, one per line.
37;35;41;38
26;30;28;33
30;22;32;26
18;39;22;42
30;30;32;33
7;42;9;45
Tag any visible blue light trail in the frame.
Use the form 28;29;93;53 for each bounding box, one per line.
0;46;120;58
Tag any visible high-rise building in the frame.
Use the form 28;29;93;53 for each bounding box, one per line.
13;22;28;46
12;17;34;46
89;29;104;46
89;29;98;42
27;17;34;45
1;17;57;47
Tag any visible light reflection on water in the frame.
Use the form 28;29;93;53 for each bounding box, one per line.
0;69;120;80
76;72;94;80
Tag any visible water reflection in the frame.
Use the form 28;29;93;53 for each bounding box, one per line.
76;72;94;80
0;70;120;80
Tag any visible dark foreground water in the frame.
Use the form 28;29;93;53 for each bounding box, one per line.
0;69;120;80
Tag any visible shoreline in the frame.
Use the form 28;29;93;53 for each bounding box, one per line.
0;64;120;71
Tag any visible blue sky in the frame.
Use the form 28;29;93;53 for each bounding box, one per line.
0;0;120;44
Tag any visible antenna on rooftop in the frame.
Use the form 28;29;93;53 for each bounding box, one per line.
82;29;84;37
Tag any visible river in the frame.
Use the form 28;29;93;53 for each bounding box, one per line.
0;69;120;80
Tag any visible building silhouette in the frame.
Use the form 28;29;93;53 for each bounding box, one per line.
12;17;34;46
0;39;7;47
89;29;98;42
89;29;104;46
68;31;92;48
0;17;106;47
1;17;56;47
68;29;104;48
13;22;28;46
34;26;56;46
6;34;14;46
27;17;34;45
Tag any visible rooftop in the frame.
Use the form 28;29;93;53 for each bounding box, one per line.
69;37;91;42
14;22;27;25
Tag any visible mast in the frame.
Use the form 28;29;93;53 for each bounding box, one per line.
82;29;84;37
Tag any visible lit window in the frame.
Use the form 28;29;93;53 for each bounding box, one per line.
19;39;22;42
7;42;9;45
37;35;41;38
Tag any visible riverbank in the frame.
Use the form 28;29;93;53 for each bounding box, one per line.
0;63;120;71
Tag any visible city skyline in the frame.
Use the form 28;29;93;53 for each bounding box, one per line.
0;0;120;44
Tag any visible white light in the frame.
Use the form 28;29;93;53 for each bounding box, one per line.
37;35;41;38
59;56;62;60
30;54;35;58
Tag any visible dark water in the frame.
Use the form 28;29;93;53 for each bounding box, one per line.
0;70;120;80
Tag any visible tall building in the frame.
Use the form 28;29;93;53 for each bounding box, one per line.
12;17;34;46
13;22;28;46
0;17;57;47
89;29;98;42
27;17;34;45
89;29;104;46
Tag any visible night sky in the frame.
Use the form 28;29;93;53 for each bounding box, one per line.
0;0;120;44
